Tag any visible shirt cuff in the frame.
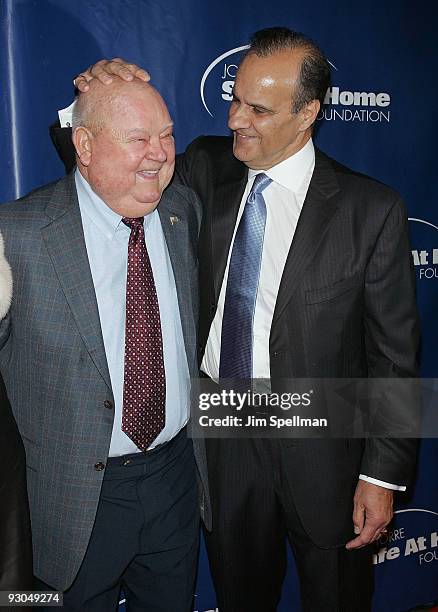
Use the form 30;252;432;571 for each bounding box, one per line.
359;474;406;491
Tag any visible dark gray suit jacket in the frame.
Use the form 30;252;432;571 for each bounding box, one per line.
0;173;210;589
176;136;420;547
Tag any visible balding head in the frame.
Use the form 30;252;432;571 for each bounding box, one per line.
72;78;175;217
73;79;162;133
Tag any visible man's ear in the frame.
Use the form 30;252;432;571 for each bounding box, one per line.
299;99;320;132
72;126;93;166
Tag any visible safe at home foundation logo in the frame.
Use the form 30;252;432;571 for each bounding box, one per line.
317;84;391;124
200;45;249;117
200;46;391;123
409;217;438;280
373;508;438;567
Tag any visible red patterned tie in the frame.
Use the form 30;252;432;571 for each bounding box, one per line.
122;217;165;451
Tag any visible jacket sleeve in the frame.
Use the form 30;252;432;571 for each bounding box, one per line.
360;197;420;487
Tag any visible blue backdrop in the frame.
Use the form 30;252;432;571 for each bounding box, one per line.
1;1;437;610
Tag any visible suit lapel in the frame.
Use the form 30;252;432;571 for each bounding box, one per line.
41;174;112;391
271;150;340;327
211;164;247;301
158;188;197;372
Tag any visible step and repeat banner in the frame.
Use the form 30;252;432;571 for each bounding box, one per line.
1;1;437;610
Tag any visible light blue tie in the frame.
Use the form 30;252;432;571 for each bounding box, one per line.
219;173;272;379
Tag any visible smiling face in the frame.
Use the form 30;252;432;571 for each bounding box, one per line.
228;49;319;170
73;80;175;217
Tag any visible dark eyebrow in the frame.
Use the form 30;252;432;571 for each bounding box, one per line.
251;103;272;113
232;92;272;113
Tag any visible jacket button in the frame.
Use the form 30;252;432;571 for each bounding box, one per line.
94;462;105;471
104;400;113;409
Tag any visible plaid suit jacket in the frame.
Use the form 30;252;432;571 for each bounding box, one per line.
0;173;209;589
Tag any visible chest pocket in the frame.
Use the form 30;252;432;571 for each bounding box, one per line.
305;274;362;305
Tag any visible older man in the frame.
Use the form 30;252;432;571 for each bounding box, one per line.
0;79;207;611
62;26;419;612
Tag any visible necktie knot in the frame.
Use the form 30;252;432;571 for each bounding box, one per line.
248;173;272;202
122;217;144;231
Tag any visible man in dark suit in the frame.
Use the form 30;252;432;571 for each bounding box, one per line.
0;78;209;611
65;26;419;612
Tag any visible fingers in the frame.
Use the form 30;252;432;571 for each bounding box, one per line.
74;71;95;92
346;480;393;550
346;525;375;550
348;501;376;549
111;59;150;82
73;58;150;92
346;520;389;550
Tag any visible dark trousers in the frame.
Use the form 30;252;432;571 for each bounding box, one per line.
204;438;373;612
37;430;199;612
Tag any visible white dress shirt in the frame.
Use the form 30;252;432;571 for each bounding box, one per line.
202;138;315;379
201;139;405;491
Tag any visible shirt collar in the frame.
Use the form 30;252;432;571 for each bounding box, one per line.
248;138;315;194
75;169;154;239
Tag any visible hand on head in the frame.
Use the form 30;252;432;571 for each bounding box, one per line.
74;58;150;92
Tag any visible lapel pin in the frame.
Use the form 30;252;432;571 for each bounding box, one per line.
169;215;179;226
